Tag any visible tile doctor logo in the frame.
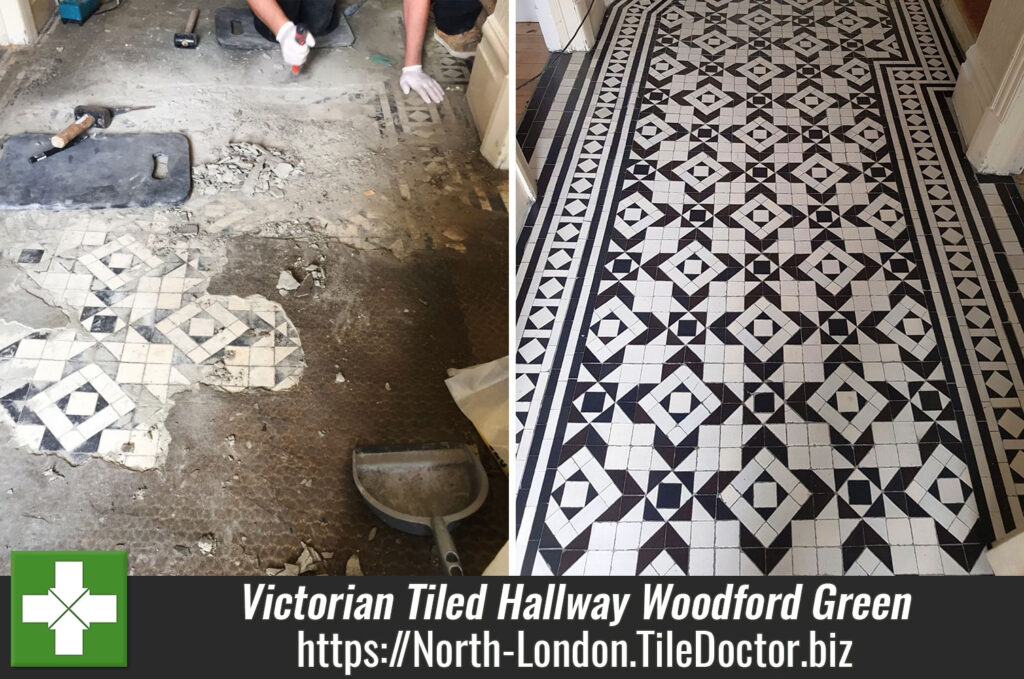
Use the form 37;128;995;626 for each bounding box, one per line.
10;550;127;667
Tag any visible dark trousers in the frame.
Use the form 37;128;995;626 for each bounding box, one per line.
254;0;337;40
435;0;483;35
254;0;483;41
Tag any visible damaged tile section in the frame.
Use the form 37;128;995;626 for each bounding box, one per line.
0;226;305;471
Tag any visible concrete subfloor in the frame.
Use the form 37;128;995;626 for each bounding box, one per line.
0;1;508;575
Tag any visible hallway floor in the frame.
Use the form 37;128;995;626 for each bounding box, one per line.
0;0;508;575
516;0;1024;575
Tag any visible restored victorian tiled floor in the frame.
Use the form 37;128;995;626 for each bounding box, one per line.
516;0;1024;575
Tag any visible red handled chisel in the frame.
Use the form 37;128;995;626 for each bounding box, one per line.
292;25;308;75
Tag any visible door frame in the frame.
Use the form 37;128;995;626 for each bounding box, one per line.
531;0;606;53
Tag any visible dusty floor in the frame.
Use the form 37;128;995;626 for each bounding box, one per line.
0;0;508;575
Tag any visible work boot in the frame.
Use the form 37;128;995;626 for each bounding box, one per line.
434;27;481;59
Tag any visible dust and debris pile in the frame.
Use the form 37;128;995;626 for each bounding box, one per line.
277;253;326;296
192;142;302;197
266;541;333;576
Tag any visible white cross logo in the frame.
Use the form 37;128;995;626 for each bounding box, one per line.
21;561;118;655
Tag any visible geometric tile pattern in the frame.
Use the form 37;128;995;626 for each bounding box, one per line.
516;0;1020;575
0;231;304;470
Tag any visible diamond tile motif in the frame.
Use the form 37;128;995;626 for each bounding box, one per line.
23;364;133;454
615;194;664;237
735;120;786;152
732;196;790;239
877;297;937;359
586;297;645;362
789;86;837;118
518;0;1019;574
736;57;783;85
721;450;810;547
801;242;864;294
156;300;249;364
661;242;726;296
727;299;800;362
637;364;720;444
676;154;728;192
807;364;887;442
684;84;732;116
792;155;844;193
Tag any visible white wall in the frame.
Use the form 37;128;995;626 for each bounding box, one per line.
940;0;978;51
0;0;38;46
953;0;1024;173
517;0;540;23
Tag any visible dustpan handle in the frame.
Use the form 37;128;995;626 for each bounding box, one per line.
431;516;463;576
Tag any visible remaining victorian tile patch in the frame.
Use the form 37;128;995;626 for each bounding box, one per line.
0;231;304;470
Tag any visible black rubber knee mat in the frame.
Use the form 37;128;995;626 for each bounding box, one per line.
0;134;191;210
214;7;354;49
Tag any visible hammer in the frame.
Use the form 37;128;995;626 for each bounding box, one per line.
50;104;154;149
174;9;199;49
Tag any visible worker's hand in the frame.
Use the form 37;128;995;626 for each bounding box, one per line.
400;66;445;104
276;21;316;67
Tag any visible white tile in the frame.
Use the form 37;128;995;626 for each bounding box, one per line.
116;362;145;384
33;360;65;382
65;392;98;417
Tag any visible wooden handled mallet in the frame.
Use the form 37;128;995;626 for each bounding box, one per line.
50;104;154;149
174;9;199;48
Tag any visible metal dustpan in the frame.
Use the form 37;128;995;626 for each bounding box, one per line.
352;443;488;575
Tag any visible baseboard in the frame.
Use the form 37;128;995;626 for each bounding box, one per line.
953;44;997;146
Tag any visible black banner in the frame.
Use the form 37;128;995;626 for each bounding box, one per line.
1;577;1019;675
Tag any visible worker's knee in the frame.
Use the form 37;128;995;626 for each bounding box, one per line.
299;0;336;35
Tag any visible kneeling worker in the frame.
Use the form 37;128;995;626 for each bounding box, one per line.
245;0;487;104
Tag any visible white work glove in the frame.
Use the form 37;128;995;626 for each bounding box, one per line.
400;65;445;104
276;21;316;67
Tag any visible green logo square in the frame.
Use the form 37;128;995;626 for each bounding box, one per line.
10;550;127;667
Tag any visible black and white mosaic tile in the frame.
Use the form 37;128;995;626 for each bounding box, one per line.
0;228;305;470
517;0;1024;575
